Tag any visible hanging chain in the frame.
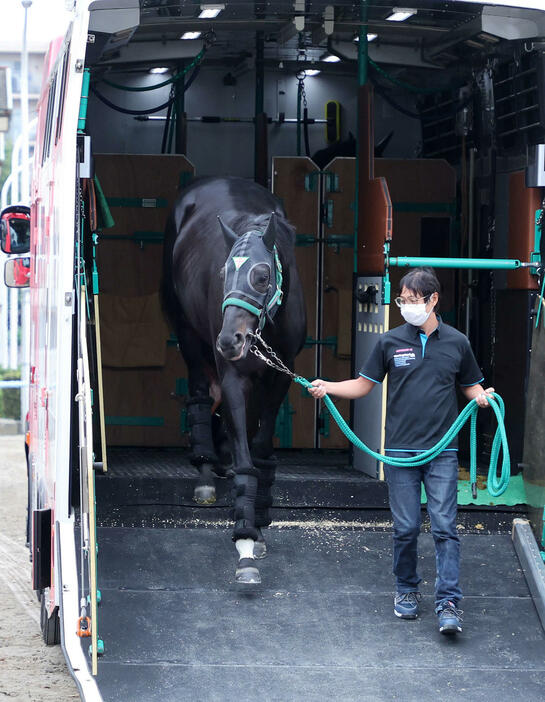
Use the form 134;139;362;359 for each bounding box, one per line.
296;71;308;109
249;331;300;381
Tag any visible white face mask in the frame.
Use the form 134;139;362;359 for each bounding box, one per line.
400;303;431;327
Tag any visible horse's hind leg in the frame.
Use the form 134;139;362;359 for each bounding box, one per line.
186;396;218;504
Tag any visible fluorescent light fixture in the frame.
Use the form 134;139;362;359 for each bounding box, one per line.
355;33;378;42
181;31;202;40
322;55;341;63
303;69;321;77
386;7;417;22
149;67;170;74
199;4;224;19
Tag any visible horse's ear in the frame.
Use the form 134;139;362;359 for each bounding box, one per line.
218;216;238;248
262;212;277;251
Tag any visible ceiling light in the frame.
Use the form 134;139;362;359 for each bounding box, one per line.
149;67;170;74
303;69;320;77
355;33;378;42
199;4;224;19
322;55;341;63
386;8;417;22
181;31;202;40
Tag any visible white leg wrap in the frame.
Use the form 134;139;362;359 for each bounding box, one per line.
235;538;255;560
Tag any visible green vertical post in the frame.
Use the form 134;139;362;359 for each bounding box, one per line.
358;0;369;87
354;0;369;272
78;68;91;133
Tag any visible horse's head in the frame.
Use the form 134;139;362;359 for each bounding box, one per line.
216;213;281;361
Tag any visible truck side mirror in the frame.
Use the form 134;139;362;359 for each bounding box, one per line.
1;205;31;254
4;257;31;288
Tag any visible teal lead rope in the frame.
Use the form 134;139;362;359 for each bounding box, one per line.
294;378;510;498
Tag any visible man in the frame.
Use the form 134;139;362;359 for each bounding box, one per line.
308;268;493;635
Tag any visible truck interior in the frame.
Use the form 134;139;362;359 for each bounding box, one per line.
60;1;545;698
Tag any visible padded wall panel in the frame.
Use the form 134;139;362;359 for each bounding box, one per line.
94;154;195;446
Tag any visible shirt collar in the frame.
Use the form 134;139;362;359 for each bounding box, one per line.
407;314;442;339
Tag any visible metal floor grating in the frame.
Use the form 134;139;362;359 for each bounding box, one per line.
103;447;359;481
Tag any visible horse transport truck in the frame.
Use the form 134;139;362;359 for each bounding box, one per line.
3;1;545;700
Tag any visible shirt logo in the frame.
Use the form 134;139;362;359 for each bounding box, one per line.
393;350;416;368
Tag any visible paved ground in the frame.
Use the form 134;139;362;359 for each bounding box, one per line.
0;435;80;701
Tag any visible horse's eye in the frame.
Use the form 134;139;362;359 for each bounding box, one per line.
249;263;270;293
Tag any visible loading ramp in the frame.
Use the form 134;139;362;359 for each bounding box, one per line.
79;450;545;702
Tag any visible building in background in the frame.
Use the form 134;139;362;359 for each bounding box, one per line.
0;38;46;189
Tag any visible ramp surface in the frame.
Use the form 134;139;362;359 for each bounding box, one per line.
85;449;544;702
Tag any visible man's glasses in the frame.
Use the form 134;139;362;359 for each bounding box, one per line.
394;295;431;308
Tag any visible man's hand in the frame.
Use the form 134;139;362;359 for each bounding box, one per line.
308;379;327;399
476;387;495;408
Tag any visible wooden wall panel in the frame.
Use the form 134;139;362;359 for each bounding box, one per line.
507;170;541;290
321;158;355;448
375;158;457;326
93;154;195;447
272;157;320;448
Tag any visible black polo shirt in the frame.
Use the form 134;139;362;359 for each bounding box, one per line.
359;316;484;451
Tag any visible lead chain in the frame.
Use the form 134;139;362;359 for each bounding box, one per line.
249;332;299;381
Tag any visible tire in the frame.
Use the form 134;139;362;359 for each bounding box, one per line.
40;592;61;645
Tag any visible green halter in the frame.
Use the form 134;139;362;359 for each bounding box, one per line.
222;245;283;330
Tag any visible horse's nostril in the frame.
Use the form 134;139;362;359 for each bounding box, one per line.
217;332;244;353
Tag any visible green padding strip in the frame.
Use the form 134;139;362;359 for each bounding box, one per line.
105;416;164;427
175;378;188;395
179;172;193;188
106;197;168;208
78;68;90;133
393;202;456;214
222;297;261;317
100;231;164;245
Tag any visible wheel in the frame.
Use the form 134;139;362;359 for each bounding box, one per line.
40;592;61;645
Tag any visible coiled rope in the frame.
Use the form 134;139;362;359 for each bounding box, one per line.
295;378;510;498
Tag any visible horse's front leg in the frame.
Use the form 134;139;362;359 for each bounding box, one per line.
220;368;262;585
250;368;292;558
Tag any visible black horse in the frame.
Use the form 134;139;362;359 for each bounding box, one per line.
162;176;306;584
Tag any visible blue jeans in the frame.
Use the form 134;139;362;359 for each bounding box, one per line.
384;451;462;607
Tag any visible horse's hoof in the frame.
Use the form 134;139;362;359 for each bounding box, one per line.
254;539;267;559
193;485;216;505
235;558;261;585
